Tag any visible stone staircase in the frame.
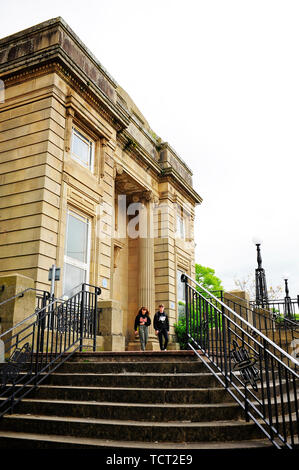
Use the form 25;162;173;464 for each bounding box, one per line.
0;351;276;449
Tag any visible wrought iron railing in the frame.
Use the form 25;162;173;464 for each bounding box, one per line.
0;283;101;418
249;297;299;322
199;289;299;368
232;293;298;361
181;274;299;449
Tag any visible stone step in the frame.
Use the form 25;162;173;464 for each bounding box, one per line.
0;430;275;450
7;398;243;422
39;372;220;388
17;384;235;404
64;351;200;362
0;413;267;443
1;350;295;450
13;371;291;401
57;361;207;374
2;390;295;422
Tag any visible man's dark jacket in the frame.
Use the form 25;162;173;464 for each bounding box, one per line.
154;311;169;331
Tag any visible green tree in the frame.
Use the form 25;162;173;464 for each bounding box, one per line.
174;264;224;349
195;264;223;296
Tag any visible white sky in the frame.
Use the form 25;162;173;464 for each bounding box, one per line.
2;0;299;298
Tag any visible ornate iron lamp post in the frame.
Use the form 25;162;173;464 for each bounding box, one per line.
283;273;293;319
253;237;269;308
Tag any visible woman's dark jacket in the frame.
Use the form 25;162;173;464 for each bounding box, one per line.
134;312;151;330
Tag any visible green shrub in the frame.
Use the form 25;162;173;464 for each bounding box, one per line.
174;315;188;350
174;301;222;350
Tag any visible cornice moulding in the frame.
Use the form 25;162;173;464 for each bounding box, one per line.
0;21;129;132
160;167;203;205
117;131;162;175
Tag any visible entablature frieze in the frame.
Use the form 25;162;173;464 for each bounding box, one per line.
117;132;202;207
159;167;202;206
117;130;162;177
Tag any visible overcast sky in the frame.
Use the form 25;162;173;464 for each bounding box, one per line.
2;0;299;298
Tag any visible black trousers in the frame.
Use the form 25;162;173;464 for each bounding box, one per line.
158;329;168;350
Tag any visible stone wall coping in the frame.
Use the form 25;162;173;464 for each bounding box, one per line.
0;17;117;88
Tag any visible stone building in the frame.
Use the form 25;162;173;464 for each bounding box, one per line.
0;18;202;350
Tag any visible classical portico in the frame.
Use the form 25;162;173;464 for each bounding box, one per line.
108;167;159;349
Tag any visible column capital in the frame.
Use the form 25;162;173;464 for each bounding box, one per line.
141;190;159;205
113;163;124;179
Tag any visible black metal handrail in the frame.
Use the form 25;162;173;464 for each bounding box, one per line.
0;287;50;311
181;274;298;449
0;283;101;418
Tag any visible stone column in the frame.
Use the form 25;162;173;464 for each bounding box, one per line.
139;199;154;312
138;192;159;349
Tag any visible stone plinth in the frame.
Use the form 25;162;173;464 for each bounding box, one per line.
224;290;252;325
98;299;125;351
0;274;36;334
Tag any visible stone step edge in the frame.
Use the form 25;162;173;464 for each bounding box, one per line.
0;397;238;408
0;431;273;449
4;394;295;408
35;351;200;359
6;383;290;396
6;384;233;392
58;361;205;365
3;413;259;428
67;351;199;356
56;364;208;369
31;372;219;377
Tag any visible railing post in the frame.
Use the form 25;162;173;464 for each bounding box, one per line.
93;287;101;352
80;284;86;352
222;314;229;389
49;293;55;331
34;318;40;384
263;338;274;442
181;275;189;347
38;291;48;353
